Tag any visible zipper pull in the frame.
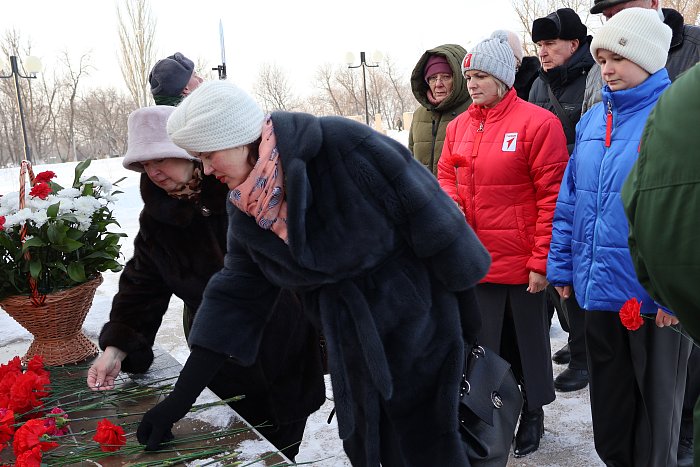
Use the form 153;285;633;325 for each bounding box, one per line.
477;121;484;132
605;100;613;148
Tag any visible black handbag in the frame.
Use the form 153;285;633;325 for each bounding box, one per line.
458;344;523;467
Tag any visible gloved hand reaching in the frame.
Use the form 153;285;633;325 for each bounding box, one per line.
136;345;227;451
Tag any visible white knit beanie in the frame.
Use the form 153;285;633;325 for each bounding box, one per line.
122;106;197;172
167;80;265;153
461;32;516;88
590;7;671;74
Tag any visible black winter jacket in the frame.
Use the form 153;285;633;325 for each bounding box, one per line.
99;172;324;425
188;112;491;466
529;36;594;153
514;56;541;100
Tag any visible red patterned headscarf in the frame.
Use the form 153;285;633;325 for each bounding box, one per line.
229;116;288;243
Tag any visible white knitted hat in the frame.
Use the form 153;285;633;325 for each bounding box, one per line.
167;80;265;153
590;7;671;75
122;106;196;172
461;31;516;88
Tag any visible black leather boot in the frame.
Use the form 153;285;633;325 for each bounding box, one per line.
513;406;544;457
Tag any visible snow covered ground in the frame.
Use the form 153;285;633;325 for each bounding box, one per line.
0;132;603;466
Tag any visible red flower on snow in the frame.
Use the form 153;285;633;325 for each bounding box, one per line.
620;298;644;331
12;418;58;456
93;418;126;452
34;171;56;184
28;182;52;200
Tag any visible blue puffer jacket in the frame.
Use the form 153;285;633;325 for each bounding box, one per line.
547;70;671;314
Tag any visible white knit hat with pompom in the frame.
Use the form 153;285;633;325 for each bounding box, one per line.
167;80;265;153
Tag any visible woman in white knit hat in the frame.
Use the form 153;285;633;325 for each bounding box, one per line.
87;105;324;460
546;8;691;466
437;31;569;458
134;80;492;465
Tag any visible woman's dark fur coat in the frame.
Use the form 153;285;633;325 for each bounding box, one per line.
99;172;324;426
188;113;492;466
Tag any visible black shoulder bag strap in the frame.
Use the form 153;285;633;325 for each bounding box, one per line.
547;84;576;144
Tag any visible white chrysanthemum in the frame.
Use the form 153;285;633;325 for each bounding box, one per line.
73;196;101;216
27;195;56;212
30;210;49;228
57;198;75;214
80;175;113;193
57;187;81;198
4;208;33;228
102;194;119;203
74;213;93;231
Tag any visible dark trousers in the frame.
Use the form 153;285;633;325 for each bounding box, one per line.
682;346;700;440
549;285;588;370
585;310;690;467
476;283;555;410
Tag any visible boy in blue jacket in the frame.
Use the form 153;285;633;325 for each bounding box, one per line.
546;8;692;466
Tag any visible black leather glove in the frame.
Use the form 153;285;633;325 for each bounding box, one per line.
136;345;227;451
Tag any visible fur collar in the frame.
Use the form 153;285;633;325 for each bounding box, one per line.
140;172;229;227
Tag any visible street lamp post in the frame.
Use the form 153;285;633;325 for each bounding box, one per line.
346;51;380;125
0;55;42;164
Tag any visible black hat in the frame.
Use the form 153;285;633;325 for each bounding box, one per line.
532;8;588;43
148;52;195;97
590;0;631;14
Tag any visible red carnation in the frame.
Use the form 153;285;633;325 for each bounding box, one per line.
26;356;50;383
45;407;70;436
13;418;58;456
15;445;42;467
0;215;5;232
93;418;126;452
9;371;48;415
0;408;15;452
34;171;56;184
29;183;52;200
620;298;644;331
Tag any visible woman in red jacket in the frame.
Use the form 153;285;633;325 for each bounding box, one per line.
438;31;568;458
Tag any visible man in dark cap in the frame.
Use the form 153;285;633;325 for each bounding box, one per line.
528;7;595;395
582;2;700;465
149;52;203;106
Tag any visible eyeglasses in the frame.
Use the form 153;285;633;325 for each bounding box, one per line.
428;73;453;85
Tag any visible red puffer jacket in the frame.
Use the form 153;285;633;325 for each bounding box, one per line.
438;88;567;284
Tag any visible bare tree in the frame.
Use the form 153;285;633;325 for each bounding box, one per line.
117;0;157;108
57;51;93;161
253;63;302;112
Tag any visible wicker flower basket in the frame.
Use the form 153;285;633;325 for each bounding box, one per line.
0;275;102;366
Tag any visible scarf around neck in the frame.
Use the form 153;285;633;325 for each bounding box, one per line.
229;116;289;243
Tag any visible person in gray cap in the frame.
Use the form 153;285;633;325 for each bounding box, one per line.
582;2;700;465
582;0;700;114
528;7;595;396
439;31;569;458
149;52;204;106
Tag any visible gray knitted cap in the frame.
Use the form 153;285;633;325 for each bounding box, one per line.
461;32;516;88
167;80;265;153
149;52;194;97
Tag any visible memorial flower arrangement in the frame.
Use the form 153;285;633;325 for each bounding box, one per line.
0;355;267;466
0;160;125;301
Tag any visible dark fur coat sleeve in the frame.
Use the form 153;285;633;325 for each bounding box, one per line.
99;230;173;373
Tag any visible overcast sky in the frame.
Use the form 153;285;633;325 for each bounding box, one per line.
1;0;522;97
